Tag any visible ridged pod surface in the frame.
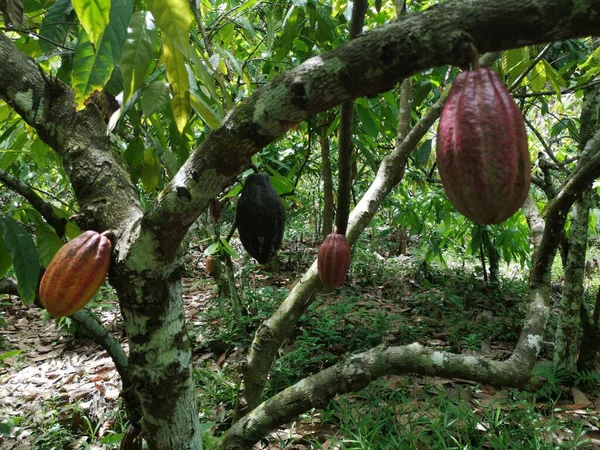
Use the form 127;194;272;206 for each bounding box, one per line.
436;68;531;225
236;173;285;264
40;231;112;317
318;233;351;289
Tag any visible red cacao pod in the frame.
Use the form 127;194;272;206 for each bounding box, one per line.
40;230;112;317
205;255;216;275
318;233;351;289
210;199;221;222
236;173;285;264
436;68;531;225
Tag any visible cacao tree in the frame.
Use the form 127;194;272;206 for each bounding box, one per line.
0;0;600;449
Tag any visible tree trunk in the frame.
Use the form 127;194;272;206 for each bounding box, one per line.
554;79;599;374
553;193;591;373
320;124;334;237
111;267;203;450
482;229;499;282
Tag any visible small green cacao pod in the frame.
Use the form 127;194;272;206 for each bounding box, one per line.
236;173;285;264
318;232;351;289
40;230;112;317
436;67;531;225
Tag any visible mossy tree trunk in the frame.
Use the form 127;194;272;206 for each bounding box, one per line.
553;80;599;374
2;1;600;448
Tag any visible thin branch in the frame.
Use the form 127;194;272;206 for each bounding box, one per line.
509;43;552;91
0;167;67;236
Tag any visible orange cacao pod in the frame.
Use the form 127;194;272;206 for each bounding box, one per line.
205;255;216;275
40;230;112;317
210;199;221;222
318;232;351;289
436;68;531;224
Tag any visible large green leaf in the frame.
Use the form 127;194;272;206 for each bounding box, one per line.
141;148;159;191
31;212;64;267
72;29;115;108
190;92;222;129
142;82;171;117
39;0;74;52
72;0;111;46
163;34;190;133
71;0;133;107
0;232;12;278
101;0;134;62
146;0;192;56
121;10;156;103
0;216;40;304
527;61;546;92
275;6;298;61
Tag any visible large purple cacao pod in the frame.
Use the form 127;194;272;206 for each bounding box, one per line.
318;233;351;289
236;173;285;264
436;68;531;225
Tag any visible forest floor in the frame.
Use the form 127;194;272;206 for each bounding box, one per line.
1;242;600;449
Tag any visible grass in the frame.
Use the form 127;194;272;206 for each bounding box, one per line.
4;238;600;449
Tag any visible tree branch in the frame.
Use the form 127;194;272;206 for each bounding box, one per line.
216;339;542;449
143;0;600;261
0;167;67;236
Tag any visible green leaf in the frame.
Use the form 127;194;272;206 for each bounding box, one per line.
72;0;111;46
100;0;134;63
124;136;145;167
141;148;159;191
71;0;133;108
1;0;23;27
190;92;222;129
275;6;298;61
220;238;240;259
146;0;192;56
0;216;40;304
204;242;219;256
39;0;75;52
502;48;530;85
121;11;157;104
527;61;546;92
0;232;12;278
0;349;23;360
415;139;432;167
163;34;190;134
0;421;11;435
543;60;565;96
356;103;379;138
72;28;116;109
31;214;64;268
142;81;171;117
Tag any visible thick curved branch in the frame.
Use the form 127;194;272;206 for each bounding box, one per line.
217;338;540;449
0;167;67;236
144;0;600;261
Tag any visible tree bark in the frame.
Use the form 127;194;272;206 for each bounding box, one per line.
1;1;600;448
319;122;334;237
553;80;599;373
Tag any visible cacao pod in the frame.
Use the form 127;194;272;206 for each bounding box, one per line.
436;67;531;225
40;230;112;317
318;232;351;289
205;255;216;275
236;173;285;264
210;199;221;222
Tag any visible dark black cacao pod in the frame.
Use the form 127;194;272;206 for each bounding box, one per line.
236;173;285;264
